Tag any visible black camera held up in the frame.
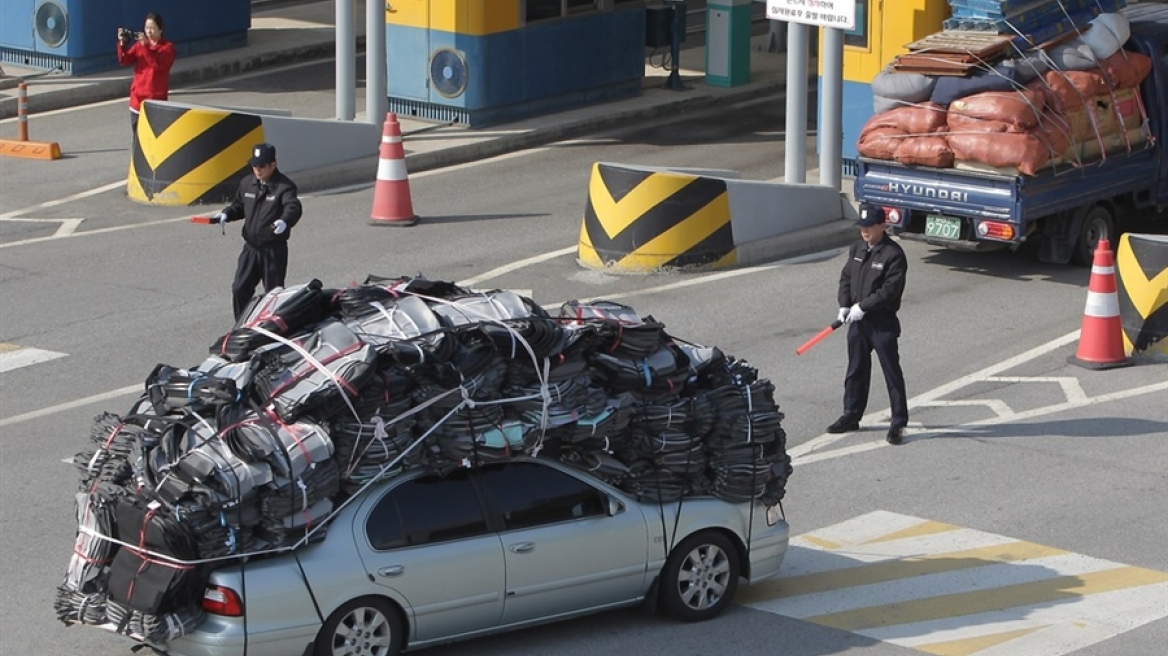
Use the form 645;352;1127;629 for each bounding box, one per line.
118;27;136;47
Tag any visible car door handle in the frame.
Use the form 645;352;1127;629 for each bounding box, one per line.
377;566;404;577
508;542;535;554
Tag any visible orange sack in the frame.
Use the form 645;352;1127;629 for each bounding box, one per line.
947;131;1059;176
1033;70;1110;112
1098;50;1153;89
894;136;954;168
948;87;1046;131
858;128;905;161
861;102;948;136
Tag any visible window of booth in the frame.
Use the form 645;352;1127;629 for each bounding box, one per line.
525;0;601;22
844;0;869;50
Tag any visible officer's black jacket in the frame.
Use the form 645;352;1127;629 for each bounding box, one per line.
221;169;302;248
837;233;908;316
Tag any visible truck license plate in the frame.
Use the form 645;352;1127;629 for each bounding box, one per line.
925;214;962;240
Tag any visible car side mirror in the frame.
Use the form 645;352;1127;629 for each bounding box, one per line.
607;495;625;517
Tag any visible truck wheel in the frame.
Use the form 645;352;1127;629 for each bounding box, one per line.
315;596;403;656
659;530;740;622
1072;204;1115;267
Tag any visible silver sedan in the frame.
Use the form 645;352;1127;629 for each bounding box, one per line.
148;457;789;656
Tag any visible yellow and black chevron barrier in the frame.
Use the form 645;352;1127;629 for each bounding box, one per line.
1116;233;1168;357
578;163;735;273
128;102;265;206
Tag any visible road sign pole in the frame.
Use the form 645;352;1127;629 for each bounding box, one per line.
820;27;843;191
785;21;809;183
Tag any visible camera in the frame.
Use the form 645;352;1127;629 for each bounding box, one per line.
118;27;135;46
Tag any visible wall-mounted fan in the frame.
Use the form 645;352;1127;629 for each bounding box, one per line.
35;1;69;49
429;48;468;99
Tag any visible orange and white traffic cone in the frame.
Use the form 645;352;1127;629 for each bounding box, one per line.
1068;238;1132;370
370;112;418;227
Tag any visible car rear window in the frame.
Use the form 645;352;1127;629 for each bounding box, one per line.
366;471;488;549
477;462;607;530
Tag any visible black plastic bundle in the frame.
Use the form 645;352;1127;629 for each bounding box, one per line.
54;585;109;626
253;498;332;549
172;501;256;559
261;459;342;516
705;379;784;451
709;444;772;503
343;294;455;366
60;490;118;607
330;413;420;489
105;599;204;645
620;460;687;503
590;343;689;395
106;497;205;617
350;367;416;417
337;274;470;319
559;450;630;485
210;280;330;363
73;412;140;492
146;364;239;415
251;320;378;422
625;428;707;478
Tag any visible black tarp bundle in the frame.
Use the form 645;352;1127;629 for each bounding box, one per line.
56;274;793;645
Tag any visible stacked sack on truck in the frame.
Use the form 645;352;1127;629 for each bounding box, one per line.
859;4;1153;176
55;274;793;646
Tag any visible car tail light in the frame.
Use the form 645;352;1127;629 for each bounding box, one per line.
203;586;244;617
977;220;1016;241
885;207;903;225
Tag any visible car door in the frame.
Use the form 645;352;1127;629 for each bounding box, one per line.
475;462;650;625
355;469;505;642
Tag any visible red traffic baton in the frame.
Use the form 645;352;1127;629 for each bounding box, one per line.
795;320;843;355
190;216;215;224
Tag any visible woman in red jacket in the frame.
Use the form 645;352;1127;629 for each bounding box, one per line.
116;12;175;139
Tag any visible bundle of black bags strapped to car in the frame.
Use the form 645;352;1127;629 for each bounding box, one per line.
56;274;793;644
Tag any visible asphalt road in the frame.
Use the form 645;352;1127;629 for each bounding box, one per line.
1;61;1166;656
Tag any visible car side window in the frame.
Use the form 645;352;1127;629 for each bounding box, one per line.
477;462;607;530
366;470;488;550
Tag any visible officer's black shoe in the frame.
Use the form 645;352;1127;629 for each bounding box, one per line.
826;417;860;434
886;426;905;445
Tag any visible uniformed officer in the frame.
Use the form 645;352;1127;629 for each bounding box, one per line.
212;143;303;319
827;203;910;444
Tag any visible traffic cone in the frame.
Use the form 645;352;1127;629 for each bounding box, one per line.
370;113;418;227
1068;238;1132;370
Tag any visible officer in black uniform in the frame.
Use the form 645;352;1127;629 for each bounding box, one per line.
827;203;910;444
212;143;303;319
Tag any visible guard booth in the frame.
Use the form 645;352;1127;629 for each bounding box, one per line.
385;0;646;127
0;0;247;75
822;0;948;176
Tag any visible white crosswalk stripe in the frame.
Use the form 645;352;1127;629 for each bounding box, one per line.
739;511;1168;656
0;343;67;373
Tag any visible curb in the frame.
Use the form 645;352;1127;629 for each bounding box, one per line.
0;37;365;120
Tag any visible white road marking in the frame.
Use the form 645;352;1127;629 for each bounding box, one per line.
0;384;140;429
1;181;125;218
0;214;193;249
739;511;1168;656
791;330;1083;459
457;248;576;287
0;347;67;373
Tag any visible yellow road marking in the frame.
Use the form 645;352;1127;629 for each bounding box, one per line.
915;626;1048;656
861;520;960;545
739;540;1070;602
0;342;21;353
805;566;1168;631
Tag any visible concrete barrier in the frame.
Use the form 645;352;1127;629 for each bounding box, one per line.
578;162;855;273
128;100;379;206
1116;233;1168;358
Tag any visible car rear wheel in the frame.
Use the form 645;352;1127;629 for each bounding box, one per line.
659;530;740;622
315;596;403;656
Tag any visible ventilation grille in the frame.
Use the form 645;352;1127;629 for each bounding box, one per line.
387;97;470;125
0;47;71;73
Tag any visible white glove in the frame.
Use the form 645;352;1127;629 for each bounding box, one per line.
846;303;866;323
273;219;287;235
837;307;849;324
213;212;227;224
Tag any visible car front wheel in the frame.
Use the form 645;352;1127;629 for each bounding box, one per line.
315;596;403;656
659;530;740;622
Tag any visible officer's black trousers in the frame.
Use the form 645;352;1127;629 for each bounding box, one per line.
232;242;288;319
843;314;909;428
